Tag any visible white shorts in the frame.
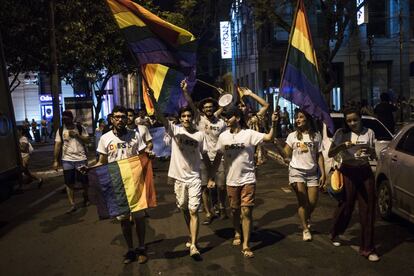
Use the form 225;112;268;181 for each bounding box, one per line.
200;161;225;187
289;166;319;187
174;179;202;211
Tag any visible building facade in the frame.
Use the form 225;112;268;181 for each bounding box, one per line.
229;0;414;112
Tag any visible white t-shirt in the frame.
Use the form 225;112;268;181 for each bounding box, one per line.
332;127;375;165
167;121;206;183
19;136;32;158
97;129;146;163
137;125;153;144
286;131;322;171
55;125;88;161
197;115;226;161
216;129;265;186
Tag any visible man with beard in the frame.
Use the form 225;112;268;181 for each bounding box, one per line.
94;106;149;264
180;81;227;224
146;85;209;259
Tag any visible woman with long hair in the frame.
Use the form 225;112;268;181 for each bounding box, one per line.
279;109;326;241
328;107;380;262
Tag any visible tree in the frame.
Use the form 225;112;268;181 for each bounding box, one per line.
0;0;138;129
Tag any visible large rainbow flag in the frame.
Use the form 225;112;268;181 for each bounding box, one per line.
279;0;334;133
106;0;197;113
141;64;187;116
88;154;156;219
106;0;196;74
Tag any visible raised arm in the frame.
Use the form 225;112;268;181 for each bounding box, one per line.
238;87;269;117
181;80;200;122
146;88;169;129
263;112;279;142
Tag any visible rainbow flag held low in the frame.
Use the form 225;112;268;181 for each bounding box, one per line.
88;154;156;219
141;64;188;116
279;0;334;133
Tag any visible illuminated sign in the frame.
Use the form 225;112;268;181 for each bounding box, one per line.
39;95;62;102
356;0;367;26
220;21;232;59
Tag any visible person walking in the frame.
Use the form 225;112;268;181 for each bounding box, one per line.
210;106;278;258
328;107;380;262
148;86;209;259
93;106;151;264
52;110;89;213
277;109;325;241
237;87;269;165
180;81;228;224
17;126;43;189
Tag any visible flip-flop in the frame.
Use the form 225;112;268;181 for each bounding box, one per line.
241;248;254;258
232;236;241;246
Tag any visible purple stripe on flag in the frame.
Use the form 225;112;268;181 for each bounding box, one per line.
88;165;122;219
280;64;334;133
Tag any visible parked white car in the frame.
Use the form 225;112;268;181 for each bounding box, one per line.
320;113;394;178
376;123;414;222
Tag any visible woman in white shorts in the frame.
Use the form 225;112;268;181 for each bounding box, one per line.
281;109;326;241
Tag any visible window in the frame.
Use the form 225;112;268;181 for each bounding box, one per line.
396;127;414;155
367;0;388;37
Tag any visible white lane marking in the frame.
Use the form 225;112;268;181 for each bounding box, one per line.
28;185;65;208
281;187;292;193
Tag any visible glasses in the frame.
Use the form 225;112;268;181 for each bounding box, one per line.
113;115;127;120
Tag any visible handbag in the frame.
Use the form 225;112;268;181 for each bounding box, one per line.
328;165;344;201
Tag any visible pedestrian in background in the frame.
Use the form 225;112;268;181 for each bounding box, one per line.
374;92;397;133
17;126;43;189
328;107;380;262
40;116;48;143
53;110;90;213
95;118;106;160
277;109;325;241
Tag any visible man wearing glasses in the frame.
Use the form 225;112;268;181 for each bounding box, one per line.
95;105;149;264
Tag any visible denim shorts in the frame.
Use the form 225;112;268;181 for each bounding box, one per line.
289;166;319;187
62;160;88;186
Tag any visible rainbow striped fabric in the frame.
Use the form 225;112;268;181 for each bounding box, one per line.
279;0;334;133
141;64;187;116
106;0;197;73
88;154;157;219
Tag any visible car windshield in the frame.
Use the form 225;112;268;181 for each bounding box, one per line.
327;118;393;141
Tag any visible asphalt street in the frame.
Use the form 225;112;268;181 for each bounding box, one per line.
1;143;414;275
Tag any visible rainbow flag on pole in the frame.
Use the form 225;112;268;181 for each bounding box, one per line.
141;64;187;116
106;0;197;113
106;0;197;74
279;0;334;133
88;154;156;219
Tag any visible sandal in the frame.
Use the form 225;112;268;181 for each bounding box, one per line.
232;235;241;246
241;248;254;258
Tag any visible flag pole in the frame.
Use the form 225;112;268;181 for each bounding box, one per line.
277;0;301;109
196;78;227;94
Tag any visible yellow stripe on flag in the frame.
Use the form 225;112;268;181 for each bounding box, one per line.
107;0;195;44
118;157;141;211
291;10;317;66
142;64;169;115
114;11;146;28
